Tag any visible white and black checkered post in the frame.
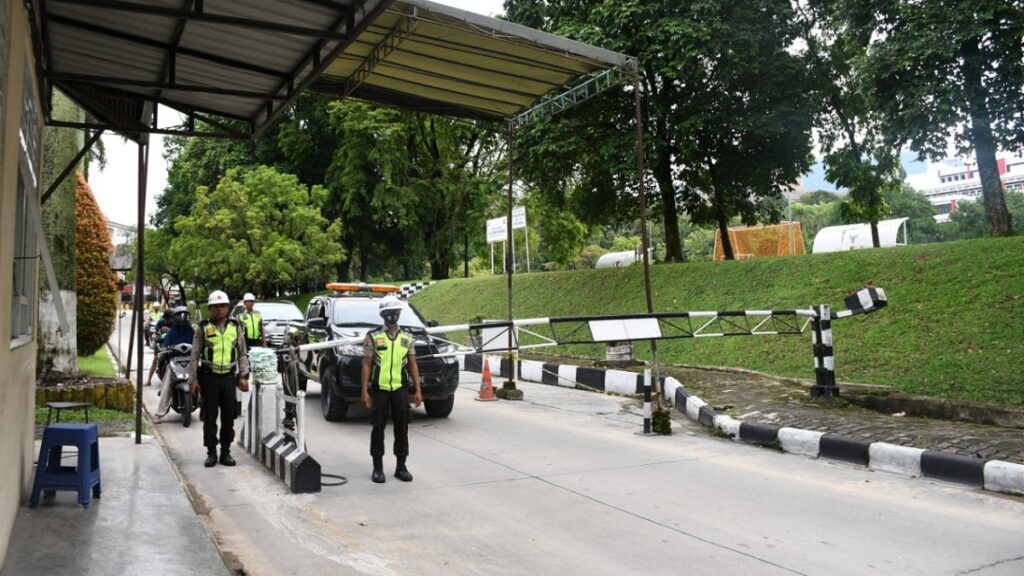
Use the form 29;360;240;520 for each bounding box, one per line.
810;304;838;398
642;368;652;434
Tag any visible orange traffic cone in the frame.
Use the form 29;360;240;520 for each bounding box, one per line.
476;358;497;402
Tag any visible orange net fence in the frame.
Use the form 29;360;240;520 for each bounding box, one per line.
713;222;805;261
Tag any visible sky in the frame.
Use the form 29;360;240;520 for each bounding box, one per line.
89;0;507;227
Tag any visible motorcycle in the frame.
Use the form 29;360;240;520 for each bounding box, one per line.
160;342;202;427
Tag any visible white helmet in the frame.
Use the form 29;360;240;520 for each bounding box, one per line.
379;295;403;313
243;292;256;302
152;302;161;309
207;290;230;306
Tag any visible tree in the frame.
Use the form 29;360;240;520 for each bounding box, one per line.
790;200;842;248
75;172;118;356
157;126;272;231
169;166;345;296
861;0;1022;236
327;102;502;281
797;190;842;205
505;0;816;261
799;0;903;248
882;184;944;244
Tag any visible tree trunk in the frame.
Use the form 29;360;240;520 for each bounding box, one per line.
653;149;683;262
429;259;449;280
961;37;1013;236
717;205;734;260
871;222;880;248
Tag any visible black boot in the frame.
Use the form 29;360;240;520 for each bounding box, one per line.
394;456;413;482
372;455;385;484
219;448;236;467
204;450;217;467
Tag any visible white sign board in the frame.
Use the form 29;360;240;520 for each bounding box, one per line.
486;217;506;244
480;324;517;351
486;207;527;244
588;318;663;342
512;206;527;229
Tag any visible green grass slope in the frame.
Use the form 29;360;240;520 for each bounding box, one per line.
412;236;1024;405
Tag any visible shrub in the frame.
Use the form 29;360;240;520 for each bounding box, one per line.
75;172;118;356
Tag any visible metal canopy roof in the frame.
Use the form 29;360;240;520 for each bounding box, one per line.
314;0;632;124
32;0;631;141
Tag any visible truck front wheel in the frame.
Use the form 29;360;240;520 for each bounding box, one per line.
319;364;349;422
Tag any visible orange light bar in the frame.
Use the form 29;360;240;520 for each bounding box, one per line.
325;282;400;293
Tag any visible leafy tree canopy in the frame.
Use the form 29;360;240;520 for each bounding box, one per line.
169;166;345;296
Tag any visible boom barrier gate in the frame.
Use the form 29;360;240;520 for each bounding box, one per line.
241;286;886;492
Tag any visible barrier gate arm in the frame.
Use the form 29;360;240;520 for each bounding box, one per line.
278;285;886;394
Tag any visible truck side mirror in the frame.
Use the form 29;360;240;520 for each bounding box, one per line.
307;317;326;329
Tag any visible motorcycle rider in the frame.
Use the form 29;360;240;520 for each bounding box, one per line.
152;306;196;422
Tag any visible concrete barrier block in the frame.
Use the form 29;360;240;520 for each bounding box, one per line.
869;442;925;477
819;435;870;466
739;422;781;446
983;460;1024;496
604;370;639;395
685;396;706;422
713;414;741;439
558;365;578;388
778;427;824;458
662;377;682;402
519;360;544;383
697;405;717;428
921;451;985;488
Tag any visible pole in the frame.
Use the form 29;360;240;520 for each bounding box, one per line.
643;369;652;434
810;304;838;398
501;123;522;399
117;311;124;376
134;137;148;444
524;211;531;273
633;58;660;418
297;390;307;451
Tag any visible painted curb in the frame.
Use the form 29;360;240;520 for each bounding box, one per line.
459;354;1024;497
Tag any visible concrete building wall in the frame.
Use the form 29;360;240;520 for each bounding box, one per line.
0;0;43;564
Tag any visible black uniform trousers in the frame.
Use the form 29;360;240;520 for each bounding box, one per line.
370;386;410;458
199;371;237;452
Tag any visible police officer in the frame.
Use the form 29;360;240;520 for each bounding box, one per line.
360;295;422;483
238;292;266;349
189;290;250;467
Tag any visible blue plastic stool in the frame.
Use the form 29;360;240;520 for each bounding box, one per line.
30;423;101;509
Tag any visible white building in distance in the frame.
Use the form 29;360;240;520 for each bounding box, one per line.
904;153;1024;222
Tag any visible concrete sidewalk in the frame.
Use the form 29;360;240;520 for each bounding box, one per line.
1;435;229;576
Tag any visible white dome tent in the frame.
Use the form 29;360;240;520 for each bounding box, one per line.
812;217;910;253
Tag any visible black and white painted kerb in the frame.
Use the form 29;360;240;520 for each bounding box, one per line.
459;354;1024;496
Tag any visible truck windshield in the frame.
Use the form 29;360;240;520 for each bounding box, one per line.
331;299;426;329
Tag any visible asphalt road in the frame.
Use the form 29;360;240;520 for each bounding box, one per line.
111;317;1024;575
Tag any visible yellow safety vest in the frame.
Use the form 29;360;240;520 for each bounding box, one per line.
240;311;262;340
371;329;413;391
201;320;240;374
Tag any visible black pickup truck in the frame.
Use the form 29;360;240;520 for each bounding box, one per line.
288;286;459;421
